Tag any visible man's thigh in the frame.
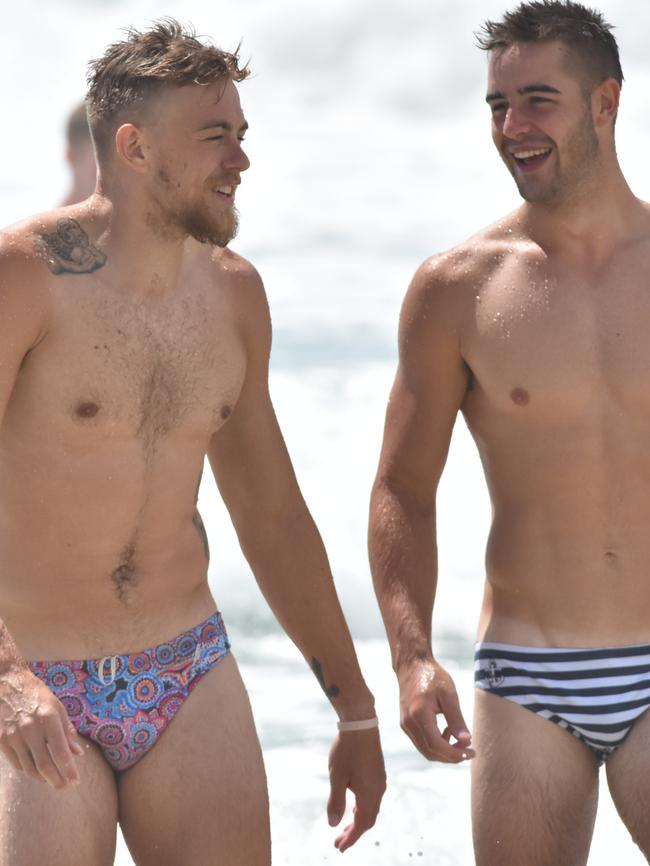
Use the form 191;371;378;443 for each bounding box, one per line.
605;707;650;857
118;653;270;866
0;739;118;866
472;690;599;866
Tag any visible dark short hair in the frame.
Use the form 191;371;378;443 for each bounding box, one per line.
476;1;623;89
86;18;250;163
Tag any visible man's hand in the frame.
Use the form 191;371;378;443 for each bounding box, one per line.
398;658;475;763
327;728;386;853
0;666;85;789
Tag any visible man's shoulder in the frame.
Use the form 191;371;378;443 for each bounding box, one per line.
207;246;263;291
0;212;61;344
0;212;60;301
420;215;522;288
204;246;271;344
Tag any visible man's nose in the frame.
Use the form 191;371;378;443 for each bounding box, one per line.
502;106;533;139
225;141;250;172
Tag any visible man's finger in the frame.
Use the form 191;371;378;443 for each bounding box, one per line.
26;737;68;789
1;744;25;773
403;710;467;763
327;773;347;827
44;718;81;785
334;802;377;853
57;705;85;758
439;690;472;746
12;743;44;782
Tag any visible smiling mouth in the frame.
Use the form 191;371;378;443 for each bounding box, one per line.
511;147;552;172
213;184;237;202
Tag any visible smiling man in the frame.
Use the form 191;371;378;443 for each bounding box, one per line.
0;20;385;866
369;2;650;864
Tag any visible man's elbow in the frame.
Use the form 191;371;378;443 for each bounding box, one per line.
370;471;436;521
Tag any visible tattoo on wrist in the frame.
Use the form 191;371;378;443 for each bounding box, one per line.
311;657;340;699
35;218;107;275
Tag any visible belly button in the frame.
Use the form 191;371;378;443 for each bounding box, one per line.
604;550;617;564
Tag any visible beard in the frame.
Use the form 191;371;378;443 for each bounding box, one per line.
505;107;599;208
150;167;240;247
173;198;240;247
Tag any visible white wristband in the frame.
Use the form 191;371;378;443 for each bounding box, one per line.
337;717;379;732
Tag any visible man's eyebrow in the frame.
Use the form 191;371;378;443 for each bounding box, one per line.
196;120;249;133
486;83;561;103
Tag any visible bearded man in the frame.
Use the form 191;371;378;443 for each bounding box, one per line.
0;21;385;866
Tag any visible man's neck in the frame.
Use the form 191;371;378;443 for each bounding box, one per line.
91;187;188;295
520;168;645;262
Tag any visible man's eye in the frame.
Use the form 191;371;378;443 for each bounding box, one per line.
490;104;507;115
530;97;550;105
205;135;223;141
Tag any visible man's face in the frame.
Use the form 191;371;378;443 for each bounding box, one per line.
146;79;250;246
486;40;599;207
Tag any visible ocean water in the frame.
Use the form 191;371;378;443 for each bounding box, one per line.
1;0;649;863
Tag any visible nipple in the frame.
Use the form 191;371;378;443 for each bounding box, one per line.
510;387;530;406
75;401;100;419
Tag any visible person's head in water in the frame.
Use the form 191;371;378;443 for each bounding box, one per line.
86;19;251;247
61;102;97;206
477;2;623;208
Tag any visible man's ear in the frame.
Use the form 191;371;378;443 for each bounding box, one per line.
592;77;620;128
114;123;150;173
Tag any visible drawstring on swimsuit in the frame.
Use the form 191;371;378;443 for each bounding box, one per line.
98;655;119;686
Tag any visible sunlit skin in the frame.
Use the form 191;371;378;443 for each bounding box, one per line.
370;38;650;864
0;77;385;864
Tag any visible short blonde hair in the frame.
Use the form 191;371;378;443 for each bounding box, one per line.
86;18;250;163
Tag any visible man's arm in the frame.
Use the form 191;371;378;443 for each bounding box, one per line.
369;255;475;763
0;238;85;788
208;258;385;851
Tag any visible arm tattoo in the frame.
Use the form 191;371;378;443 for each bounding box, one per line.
311;657;340;699
192;511;210;562
35;218;107;275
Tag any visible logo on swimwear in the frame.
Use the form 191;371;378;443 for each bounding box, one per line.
487;660;504;688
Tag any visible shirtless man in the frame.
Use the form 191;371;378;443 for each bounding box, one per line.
0;21;385;866
369;3;650;863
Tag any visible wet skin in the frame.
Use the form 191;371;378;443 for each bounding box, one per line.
0;77;384;860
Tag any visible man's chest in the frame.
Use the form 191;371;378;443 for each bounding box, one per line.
11;285;246;447
461;259;650;419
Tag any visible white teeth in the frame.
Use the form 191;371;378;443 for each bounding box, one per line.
215;185;233;194
513;148;551;160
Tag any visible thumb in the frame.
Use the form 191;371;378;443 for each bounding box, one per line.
327;774;347;827
439;689;471;744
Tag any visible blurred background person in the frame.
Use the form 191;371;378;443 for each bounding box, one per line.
60;101;96;206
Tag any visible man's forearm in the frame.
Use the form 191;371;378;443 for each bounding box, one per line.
368;479;438;674
236;505;376;720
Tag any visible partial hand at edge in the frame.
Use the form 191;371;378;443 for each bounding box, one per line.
0;666;85;789
398;658;475;763
327;727;386;853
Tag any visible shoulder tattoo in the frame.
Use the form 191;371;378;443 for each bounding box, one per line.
35;218;107;275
